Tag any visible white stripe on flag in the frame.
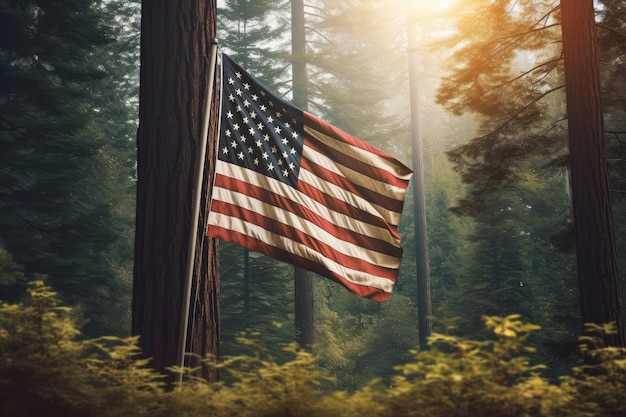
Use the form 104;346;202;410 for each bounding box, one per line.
301;146;404;227
304;124;411;196
210;184;402;269
208;211;396;294
214;160;402;247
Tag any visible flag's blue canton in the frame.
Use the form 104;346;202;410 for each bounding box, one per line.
219;55;304;188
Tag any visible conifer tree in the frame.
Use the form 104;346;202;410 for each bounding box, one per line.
451;192;535;335
427;189;460;300
435;0;625;346
218;0;289;91
0;0;136;336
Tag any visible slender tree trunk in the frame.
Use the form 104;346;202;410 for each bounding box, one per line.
292;0;316;350
133;0;221;380
295;267;316;349
244;248;250;312
408;31;432;349
561;0;625;347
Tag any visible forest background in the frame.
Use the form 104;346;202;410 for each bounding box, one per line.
1;0;625;394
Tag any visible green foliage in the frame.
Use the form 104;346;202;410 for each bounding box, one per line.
0;281;165;417
316;285;419;391
435;0;566;216
3;282;626;417
446;180;580;375
388;315;566;417
0;244;27;302
563;323;626;417
435;0;626;255
218;0;290;94
219;242;298;364
0;0;138;337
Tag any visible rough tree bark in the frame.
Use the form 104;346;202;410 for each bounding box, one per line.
133;0;220;380
561;0;625;347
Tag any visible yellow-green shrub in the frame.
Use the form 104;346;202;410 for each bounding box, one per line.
1;281;626;417
387;315;571;417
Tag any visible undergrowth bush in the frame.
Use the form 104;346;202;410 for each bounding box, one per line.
1;281;625;417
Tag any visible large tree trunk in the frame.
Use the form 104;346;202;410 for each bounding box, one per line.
291;0;316;350
561;0;625;347
133;0;220;380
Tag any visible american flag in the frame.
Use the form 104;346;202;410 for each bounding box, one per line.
207;53;412;302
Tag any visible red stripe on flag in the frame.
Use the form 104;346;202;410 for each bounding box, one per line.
295;180;401;241
304;129;411;191
212;173;403;259
207;222;392;302
303;111;411;175
209;199;400;279
300;152;406;216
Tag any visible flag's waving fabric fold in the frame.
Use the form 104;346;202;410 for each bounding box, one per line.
207;53;412;302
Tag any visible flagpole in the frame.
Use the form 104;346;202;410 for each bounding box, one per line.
175;39;218;384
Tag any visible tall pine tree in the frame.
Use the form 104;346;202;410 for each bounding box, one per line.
436;0;625;346
0;0;136;336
